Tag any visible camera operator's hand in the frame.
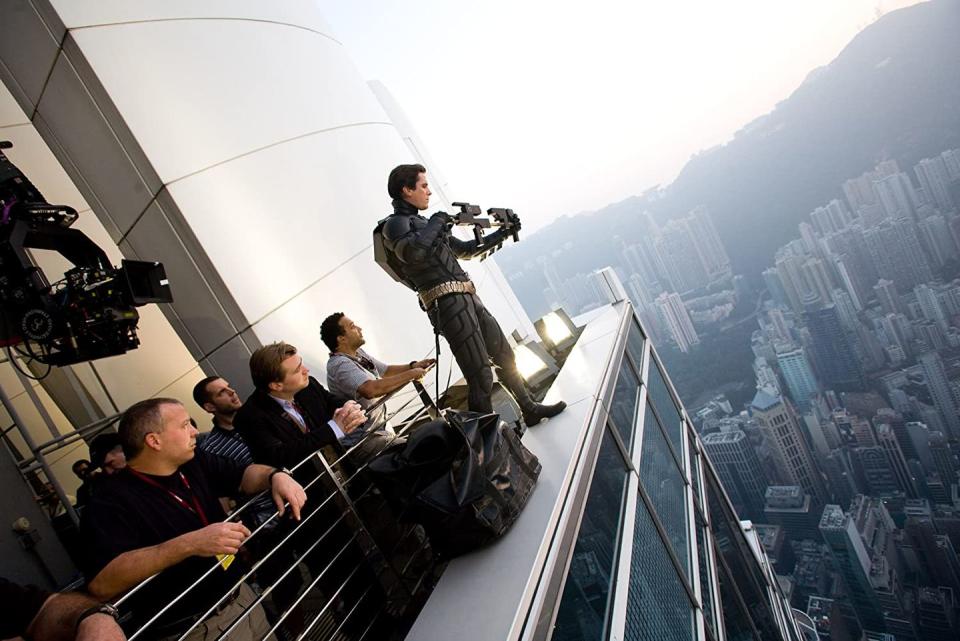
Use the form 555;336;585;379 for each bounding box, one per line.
407;367;428;381
333;401;366;434
412;358;436;370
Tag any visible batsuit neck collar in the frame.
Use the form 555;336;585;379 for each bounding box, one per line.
392;198;420;216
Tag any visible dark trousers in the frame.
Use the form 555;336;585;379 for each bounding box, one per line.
429;293;531;414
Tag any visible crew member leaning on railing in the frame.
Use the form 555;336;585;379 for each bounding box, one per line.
192;376;278;528
192;374;308;636
80;397;307;641
234;341;367;473
321;312;433;460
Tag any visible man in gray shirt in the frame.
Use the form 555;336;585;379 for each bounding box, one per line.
321;313;433;455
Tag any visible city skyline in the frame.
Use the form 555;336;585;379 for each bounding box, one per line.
317;0;924;234
494;64;960;638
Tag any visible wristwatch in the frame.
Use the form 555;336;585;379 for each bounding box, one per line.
409;360;417;369
268;467;292;484
75;603;119;632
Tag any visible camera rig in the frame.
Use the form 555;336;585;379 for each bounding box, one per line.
373;200;522;288
449;201;521;260
0;141;173;368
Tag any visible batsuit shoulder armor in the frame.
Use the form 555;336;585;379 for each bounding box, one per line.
377;211;470;292
381;213;415;240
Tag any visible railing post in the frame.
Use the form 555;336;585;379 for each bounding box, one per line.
312;451;415;606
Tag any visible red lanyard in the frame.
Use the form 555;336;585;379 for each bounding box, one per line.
127;468;210;526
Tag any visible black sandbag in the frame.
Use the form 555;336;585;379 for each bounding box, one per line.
366;410;541;558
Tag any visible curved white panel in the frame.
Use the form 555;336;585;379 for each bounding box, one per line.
166;123;411;322
1;81;90;208
70;19;388;183
50;0;334;36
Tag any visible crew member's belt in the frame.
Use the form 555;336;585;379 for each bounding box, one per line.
419;280;476;308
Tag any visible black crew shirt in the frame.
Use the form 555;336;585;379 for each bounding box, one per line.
0;577;49;638
81;450;248;634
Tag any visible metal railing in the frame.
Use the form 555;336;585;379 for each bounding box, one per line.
0;352;122;527
117;375;448;641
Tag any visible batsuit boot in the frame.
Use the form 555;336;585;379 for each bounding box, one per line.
498;367;567;427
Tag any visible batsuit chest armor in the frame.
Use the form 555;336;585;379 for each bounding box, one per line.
373;204;471;292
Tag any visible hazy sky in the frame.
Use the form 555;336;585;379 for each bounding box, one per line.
317;0;924;233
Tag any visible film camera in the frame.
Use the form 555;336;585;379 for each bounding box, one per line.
0;141;172;367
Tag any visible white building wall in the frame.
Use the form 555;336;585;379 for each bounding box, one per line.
0;0;533;405
0;81;204;495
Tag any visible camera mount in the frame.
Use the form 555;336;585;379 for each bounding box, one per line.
449;201;521;260
0;141;173;368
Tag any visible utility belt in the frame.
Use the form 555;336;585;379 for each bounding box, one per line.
418;280;475;309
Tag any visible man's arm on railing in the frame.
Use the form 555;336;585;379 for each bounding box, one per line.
27;590;126;641
88;522;251;599
382;358;435;377
357;367;428;399
239;463;307;520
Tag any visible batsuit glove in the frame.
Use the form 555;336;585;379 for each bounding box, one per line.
430;211;453;226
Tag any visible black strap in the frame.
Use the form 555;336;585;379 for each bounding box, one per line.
433;299;442;407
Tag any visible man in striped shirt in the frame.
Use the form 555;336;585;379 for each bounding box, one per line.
192;376;306;634
193;376;276;526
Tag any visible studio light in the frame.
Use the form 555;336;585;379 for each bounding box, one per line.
514;344;547;380
534;307;581;359
542;311;572;343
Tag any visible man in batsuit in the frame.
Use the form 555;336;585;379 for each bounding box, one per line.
378;163;565;424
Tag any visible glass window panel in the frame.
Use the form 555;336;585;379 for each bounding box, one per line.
553;432;631;641
688;431;702;509
716;557;756;641
625;493;695;641
641;402;690;578
705;467;783;640
696;523;716;637
627;319;646;373
610;358;640;449
647;360;685;458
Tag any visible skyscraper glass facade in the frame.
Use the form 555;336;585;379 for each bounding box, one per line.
550;308;803;641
